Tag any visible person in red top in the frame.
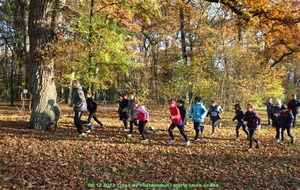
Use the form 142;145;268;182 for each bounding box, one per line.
168;99;190;146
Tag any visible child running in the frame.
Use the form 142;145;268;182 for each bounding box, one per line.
85;91;104;133
232;103;249;141
188;97;208;142
279;105;295;145
168;99;190;146
243;103;261;152
177;99;187;126
127;92;137;137
207;100;223;136
119;93;129;131
271;100;282;142
134;98;150;140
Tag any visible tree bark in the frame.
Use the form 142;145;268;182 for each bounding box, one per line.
27;0;63;130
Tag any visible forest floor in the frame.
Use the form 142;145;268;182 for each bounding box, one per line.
0;102;299;189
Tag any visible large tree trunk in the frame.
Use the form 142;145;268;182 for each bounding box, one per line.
27;0;63;130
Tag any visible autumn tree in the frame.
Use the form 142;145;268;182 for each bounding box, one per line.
27;0;65;129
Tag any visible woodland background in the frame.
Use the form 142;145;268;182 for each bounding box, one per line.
1;0;300;108
0;0;300;189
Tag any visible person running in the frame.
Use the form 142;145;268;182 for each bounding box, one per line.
168;99;190;146
118;93;123;121
85;91;104;133
127;92;137;136
232;103;249;141
266;98;273;126
280;105;295;145
271;100;282;142
287;94;300;127
177;99;187;126
243;103;261;152
188;97;208;142
119;93;129;131
133;98;150;140
70;80;93;137
207;100;223;136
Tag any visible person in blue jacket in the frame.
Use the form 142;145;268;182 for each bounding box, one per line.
188;96;208;142
207;100;223;136
266;98;273;126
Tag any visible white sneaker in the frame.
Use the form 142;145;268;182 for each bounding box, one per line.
86;130;91;133
194;139;199;142
186;141;190;146
126;133;132;137
169;139;175;144
78;133;87;137
292;138;295;144
276;139;280;143
211;133;215;136
235;138;240;141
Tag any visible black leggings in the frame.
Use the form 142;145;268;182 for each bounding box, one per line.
88;112;103;126
168;123;188;142
281;126;294;142
249;129;258;148
138;121;147;139
129;120;138;134
236;123;249;138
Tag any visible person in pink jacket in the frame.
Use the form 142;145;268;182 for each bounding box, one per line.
134;99;149;140
168;99;190;146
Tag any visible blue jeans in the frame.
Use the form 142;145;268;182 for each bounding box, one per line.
74;111;90;134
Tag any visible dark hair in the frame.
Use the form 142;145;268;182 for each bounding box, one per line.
194;96;202;103
177;99;185;104
234;103;241;108
281;104;288;110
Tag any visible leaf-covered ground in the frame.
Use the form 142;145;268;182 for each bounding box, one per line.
0;102;299;189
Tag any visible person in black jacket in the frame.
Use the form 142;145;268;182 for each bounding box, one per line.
287;94;300;127
280;105;295;145
177;99;187;126
85;91;104;133
233;103;249;141
271;100;282;142
119;93;129;130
